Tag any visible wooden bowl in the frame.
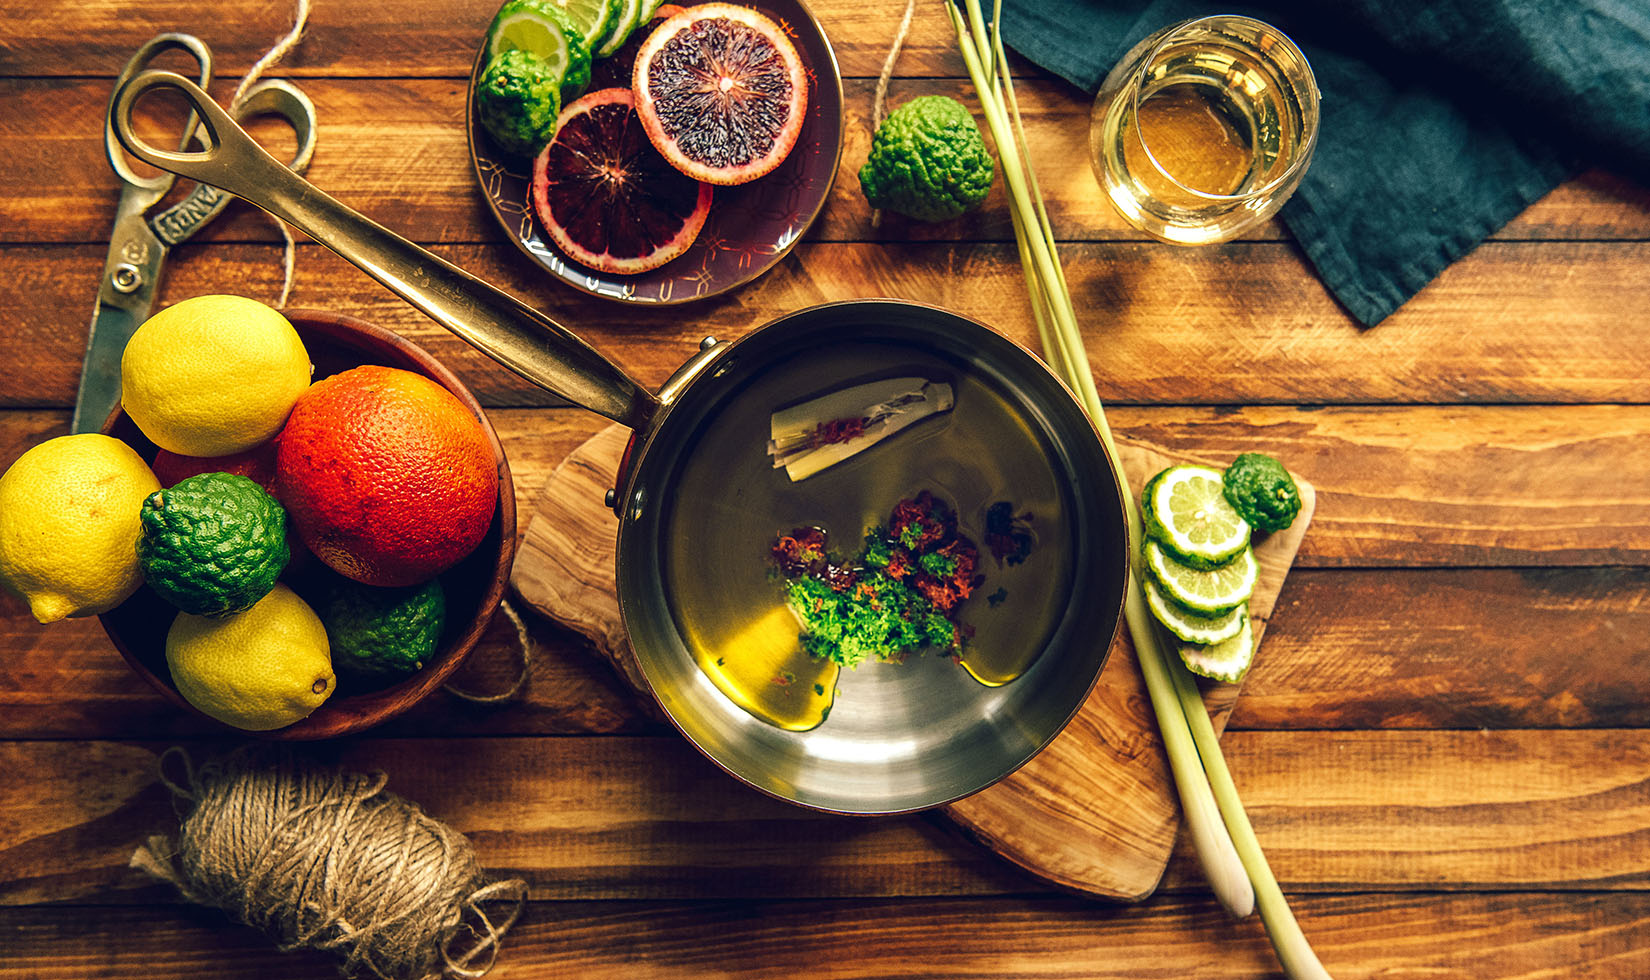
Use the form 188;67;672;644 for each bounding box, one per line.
98;309;516;739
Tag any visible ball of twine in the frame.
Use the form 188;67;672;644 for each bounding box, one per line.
131;746;526;980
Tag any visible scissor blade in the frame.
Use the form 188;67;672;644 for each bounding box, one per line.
73;207;165;433
72;301;147;434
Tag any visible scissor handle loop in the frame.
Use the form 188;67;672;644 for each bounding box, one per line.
104;33;212;190
144;79;320;247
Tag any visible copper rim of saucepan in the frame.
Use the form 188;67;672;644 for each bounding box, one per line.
106;70;1132;810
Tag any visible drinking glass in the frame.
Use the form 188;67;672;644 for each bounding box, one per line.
1088;15;1320;245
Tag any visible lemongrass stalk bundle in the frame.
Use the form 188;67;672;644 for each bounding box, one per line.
947;2;1332;976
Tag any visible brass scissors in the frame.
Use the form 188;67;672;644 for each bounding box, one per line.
71;33;318;433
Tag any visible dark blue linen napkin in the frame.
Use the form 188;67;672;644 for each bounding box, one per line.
999;0;1650;326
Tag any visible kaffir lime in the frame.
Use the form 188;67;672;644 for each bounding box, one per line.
318;577;446;679
1222;452;1302;533
137;472;290;617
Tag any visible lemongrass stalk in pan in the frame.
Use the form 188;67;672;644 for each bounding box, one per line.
945;0;1253;920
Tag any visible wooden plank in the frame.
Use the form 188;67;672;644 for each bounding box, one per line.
4;242;1650;409
2;892;1647;979
13;403;1650;566
1;731;1645;906
5;76;1646;247
9;565;1650;740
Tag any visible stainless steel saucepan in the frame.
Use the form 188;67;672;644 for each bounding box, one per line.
112;71;1130;814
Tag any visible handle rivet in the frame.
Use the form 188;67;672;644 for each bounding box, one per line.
111;264;143;293
699;336;718;350
604;489;617;509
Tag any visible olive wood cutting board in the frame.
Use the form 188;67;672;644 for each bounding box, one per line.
509;424;1314;901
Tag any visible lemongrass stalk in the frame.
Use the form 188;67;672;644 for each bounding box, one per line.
957;3;1342;971
947;0;1253;920
1169;659;1333;979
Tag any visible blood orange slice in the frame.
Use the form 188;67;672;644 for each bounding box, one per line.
531;87;713;275
631;3;808;186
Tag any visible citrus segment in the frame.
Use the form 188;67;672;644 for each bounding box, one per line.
632;3;809;185
1180;616;1256;683
532;87;712;274
1142;574;1246;645
1142;538;1257;614
595;0;646;57
487;0;591;103
1141;464;1251;567
529;0;616;51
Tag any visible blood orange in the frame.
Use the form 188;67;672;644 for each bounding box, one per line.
274;365;498;588
631;3;808;186
151;442;280;496
532;87;713;274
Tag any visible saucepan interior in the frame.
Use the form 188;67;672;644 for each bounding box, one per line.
616;301;1130;814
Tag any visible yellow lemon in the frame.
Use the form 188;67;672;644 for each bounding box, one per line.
0;433;160;623
121;294;313;457
165;583;335;731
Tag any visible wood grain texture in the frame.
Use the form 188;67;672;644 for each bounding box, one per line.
1;732;1645;907
10;400;1650;742
9;566;1650;741
508;427;1311;899
21;399;1650;574
4;75;1646;247
6;243;1650;410
2;892;1646;979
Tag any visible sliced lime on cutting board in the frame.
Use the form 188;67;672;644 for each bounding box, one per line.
1142;538;1257;614
1142;464;1251;568
1142;574;1246;645
1179;616;1255;683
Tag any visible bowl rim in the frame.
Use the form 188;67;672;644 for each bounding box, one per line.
99;307;516;740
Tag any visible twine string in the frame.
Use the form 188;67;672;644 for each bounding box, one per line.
132;746;527;980
443;598;535;705
868;0;918;230
228;0;312;308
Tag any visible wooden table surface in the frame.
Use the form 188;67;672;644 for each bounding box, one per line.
4;2;1649;977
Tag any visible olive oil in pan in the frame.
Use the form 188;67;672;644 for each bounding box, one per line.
660;341;1074;731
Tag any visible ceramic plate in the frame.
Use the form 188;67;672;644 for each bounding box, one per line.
466;0;844;305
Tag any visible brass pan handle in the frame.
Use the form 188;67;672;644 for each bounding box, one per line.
111;69;659;431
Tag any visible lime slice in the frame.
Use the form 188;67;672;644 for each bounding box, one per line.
1180;616;1255;683
1142;465;1251;567
1142;574;1246;645
640;0;669;18
595;0;645;57
487;0;591;103
533;0;617;51
1142;538;1257;614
